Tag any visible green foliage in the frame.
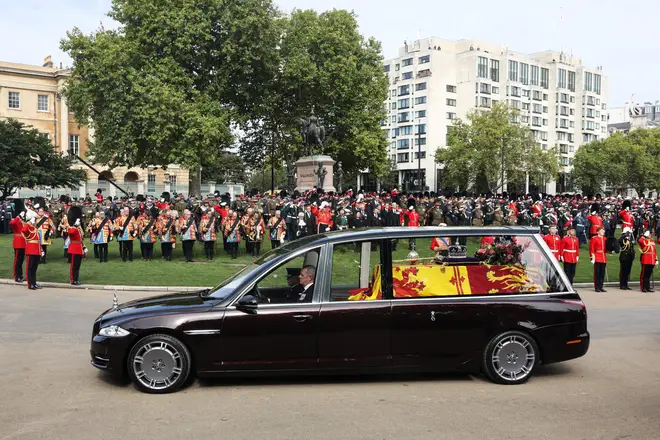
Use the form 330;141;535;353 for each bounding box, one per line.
436;103;558;193
572;128;660;196
0;119;86;201
239;9;389;176
246;164;287;193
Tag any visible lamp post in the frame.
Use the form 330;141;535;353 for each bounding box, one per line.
417;117;422;193
500;137;506;194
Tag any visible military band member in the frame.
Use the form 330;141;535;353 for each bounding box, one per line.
90;211;113;263
199;208;217;260
224;211;242;259
67;207;86;285
638;231;657;293
543;225;562;261
590;227;608;293
587;204;603;238
178;209;197;262
58;215;71;262
9;202;26;283
619;200;634;232
22;210;42;290
317;204;333;233
114;207;138;262
561;228;579;285
157;209;176;261
35;206;55;264
267;210;286;249
135;209;149;259
246;212;265;257
240;208;254;254
139;210;159;261
618;227;635;290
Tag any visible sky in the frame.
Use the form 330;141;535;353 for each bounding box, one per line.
1;0;657;106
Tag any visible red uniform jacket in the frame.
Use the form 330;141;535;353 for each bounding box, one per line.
561;236;579;264
638;238;657;266
589;235;607;263
21;223;41;256
532;204;543;218
619;210;633;230
543;234;562;260
587;215;603;236
9;217;26;249
508;203;519;218
430;237;451;251
67;227;84;255
480;236;495;248
405;210;420;226
317;210;333;229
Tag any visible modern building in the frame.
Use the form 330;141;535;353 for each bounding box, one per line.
608;101;660;134
0;57;189;198
371;37;608;194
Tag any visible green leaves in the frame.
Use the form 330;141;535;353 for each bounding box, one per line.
0;119;86;200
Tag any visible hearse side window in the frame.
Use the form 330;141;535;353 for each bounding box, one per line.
251;248;321;304
330;241;382;301
377;235;567;299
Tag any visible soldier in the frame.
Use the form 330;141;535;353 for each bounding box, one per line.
114;207;138;262
34;205;55;264
317;203;333;233
618;227;635;290
135;208;148;259
543;225;562;261
224;211;242;259
587;204;603;238
9;201;26;283
638;230;657;293
22;210;43;290
59;215;71;262
138;209;159;261
89;211;113;263
245;211;265;257
177;209;197;262
174;195;187;217
157;209;176;261
619;200;634;232
589;226;608;293
267;210;286;249
561;228;579;285
66;206;87;285
199;207;218;260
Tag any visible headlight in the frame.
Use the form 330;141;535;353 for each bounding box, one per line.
98;325;130;337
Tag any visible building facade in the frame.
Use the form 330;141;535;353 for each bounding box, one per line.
0;57;189;198
608;101;660;134
374;38;608;194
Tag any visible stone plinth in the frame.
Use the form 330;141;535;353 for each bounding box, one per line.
296;155;336;193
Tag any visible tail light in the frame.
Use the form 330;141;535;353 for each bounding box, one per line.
560;299;587;320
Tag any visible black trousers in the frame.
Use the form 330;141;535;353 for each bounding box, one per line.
249;241;261;257
271;239;280;249
594;262;606;290
619;258;633;288
245;240;253;254
183;240;195;262
70;254;82;283
140;242;146;259
26;254;40;287
640;264;654;291
13;248;25;281
563;262;576;285
98;243;108;262
93;244;99;259
161;243;173;261
204;241;215;259
120;240;134;261
229;242;238;259
143;243;154;260
41;245;48;264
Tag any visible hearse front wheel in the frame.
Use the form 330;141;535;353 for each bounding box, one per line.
127;334;192;394
483;330;538;385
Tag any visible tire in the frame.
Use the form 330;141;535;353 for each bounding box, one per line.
127;334;192;394
483;330;538;385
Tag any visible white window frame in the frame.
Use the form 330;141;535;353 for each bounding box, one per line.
37;94;49;112
8;91;20;109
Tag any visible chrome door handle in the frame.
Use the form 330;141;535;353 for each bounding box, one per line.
293;314;313;322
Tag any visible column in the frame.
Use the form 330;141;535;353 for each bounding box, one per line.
207;181;216;196
228;184;235;200
79;182;86;199
136;180;145;195
60;94;69;154
109;181;116;198
163;174;171;194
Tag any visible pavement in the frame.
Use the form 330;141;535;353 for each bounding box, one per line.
0;285;659;440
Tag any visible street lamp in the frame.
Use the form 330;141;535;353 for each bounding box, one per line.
417;116;422;193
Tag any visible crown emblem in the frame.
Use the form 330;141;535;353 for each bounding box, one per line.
448;245;467;258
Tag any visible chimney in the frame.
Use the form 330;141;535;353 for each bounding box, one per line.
43;55;53;68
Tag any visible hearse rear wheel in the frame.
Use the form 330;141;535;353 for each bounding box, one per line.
127;334;192;394
483;330;538;385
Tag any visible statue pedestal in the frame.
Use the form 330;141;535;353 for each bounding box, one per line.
296;155;336;193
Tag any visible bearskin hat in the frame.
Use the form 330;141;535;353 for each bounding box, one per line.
13;199;25;215
622;199;632;210
136;194;145;202
161;191;171;202
33;196;48;211
590;203;600;214
67;205;83;226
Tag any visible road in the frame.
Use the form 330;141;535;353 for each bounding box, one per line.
0;286;659;440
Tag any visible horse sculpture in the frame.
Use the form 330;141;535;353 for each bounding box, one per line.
299;114;326;156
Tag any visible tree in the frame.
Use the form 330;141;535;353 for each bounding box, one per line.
0;119;86;201
238;9;389;180
201;153;247;184
435;103;557;194
60;0;281;196
246;164;287;193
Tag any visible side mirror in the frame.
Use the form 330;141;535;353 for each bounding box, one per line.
236;294;258;314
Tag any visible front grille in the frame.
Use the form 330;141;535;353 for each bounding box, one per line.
91;355;110;369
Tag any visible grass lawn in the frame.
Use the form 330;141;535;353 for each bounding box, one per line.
1;233;658;287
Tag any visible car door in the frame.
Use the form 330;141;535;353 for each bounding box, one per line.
317;240;392;370
214;248;323;372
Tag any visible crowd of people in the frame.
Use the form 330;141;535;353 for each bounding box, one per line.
5;187;660;291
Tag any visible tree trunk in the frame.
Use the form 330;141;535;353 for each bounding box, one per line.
189;165;202;197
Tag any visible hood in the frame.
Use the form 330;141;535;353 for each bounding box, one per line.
99;290;216;323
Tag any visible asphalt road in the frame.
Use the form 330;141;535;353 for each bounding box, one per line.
1;286;659;440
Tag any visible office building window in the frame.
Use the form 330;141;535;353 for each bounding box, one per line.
532;117;542;127
402;71;413;80
520;63;529;85
384;65;390;72
415;82;427;91
477;56;488;78
37;95;49;112
415;96;427;105
530;65;539;86
416;124;426;134
419;55;430;64
584;72;593;92
542;119;548;126
510;99;520;109
558;69;567;89
415;137;427;146
492;86;500;94
398;98;410;109
391;89;397;97
397;153;410;163
399;125;413;136
414;151;426;159
416;110;426;118
8;91;20;109
402;58;413;67
480;83;491;94
522;89;530;98
533;103;542;113
540;68;549;89
391;115;396;123
447;112;456;119
594;74;601;95
533;90;542;101
446;98;456;106
480;97;491;108
397;112;410;123
399;85;410;95
510;86;521;97
397;139;410;149
568;71;576;92
490;59;500;82
147;174;156;192
522;102;530;110
446;85;456;93
169;175;177;192
69;134;80;155
508;60;518;81
391;102;397;110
